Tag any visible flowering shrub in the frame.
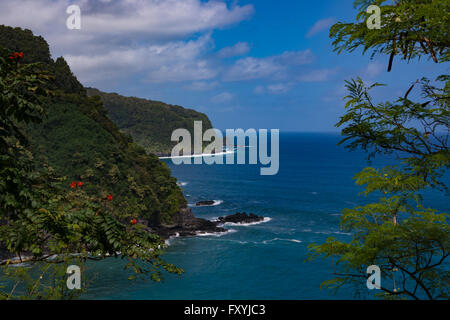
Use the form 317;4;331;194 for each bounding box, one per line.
8;51;24;61
70;181;83;188
0;48;183;299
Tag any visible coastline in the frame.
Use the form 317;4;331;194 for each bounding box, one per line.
150;209;268;240
158;148;236;159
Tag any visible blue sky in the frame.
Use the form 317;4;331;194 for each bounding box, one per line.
1;0;445;131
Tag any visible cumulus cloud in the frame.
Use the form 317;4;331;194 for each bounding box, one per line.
65;34;217;84
2;0;334;95
0;0;254;84
79;0;253;37
217;42;251;58
224;49;315;81
306;18;336;38
225;57;282;81
0;0;254;42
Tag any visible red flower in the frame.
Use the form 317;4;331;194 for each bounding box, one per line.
78;181;83;187
107;194;113;201
130;219;137;225
8;52;23;61
70;181;77;188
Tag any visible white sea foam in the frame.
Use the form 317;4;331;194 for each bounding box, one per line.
262;238;302;244
196;229;237;237
220;217;272;227
211;200;224;206
177;181;188;187
188;200;223;207
202;238;249;245
164;232;180;246
159;149;236;160
303;229;351;236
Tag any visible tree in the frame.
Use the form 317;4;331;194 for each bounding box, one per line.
0;48;182;299
309;0;449;300
331;0;449;71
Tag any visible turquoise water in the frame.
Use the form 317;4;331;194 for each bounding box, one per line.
83;132;449;299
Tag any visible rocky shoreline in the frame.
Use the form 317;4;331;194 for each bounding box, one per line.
150;208;265;240
217;212;265;225
1;209;265;264
195;200;216;207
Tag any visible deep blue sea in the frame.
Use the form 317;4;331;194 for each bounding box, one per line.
83;132;449;300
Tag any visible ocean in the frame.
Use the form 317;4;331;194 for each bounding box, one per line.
82;132;449;299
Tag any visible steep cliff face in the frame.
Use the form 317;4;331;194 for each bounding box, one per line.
86;88;213;156
0;25;187;225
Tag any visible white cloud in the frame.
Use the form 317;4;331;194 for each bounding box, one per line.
253;83;292;95
0;0;254;42
78;0;254;37
0;0;254;84
217;42;250;58
225;57;282;81
224;49;315;81
274;50;316;65
267;83;292;94
298;68;338;82
184;81;219;91
65;34;218;84
211;92;234;103
364;61;384;79
0;0;67;36
306;18;336;38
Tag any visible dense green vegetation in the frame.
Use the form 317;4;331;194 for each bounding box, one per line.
0;25;186;226
87;88;213;155
0;25;187;298
0;26;84;95
309;0;449;300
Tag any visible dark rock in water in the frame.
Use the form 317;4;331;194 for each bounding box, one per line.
1;209;266;264
150;209;265;240
151;208;226;239
218;212;264;224
195;200;216;207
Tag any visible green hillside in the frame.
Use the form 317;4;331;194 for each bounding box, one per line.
86;88;213;155
0;25;186;226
